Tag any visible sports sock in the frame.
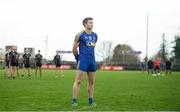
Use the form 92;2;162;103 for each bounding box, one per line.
72;98;77;104
88;97;94;104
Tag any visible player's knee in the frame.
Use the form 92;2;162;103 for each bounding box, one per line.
76;80;81;85
89;80;94;86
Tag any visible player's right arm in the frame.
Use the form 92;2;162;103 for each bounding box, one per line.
72;42;79;57
72;34;81;62
35;55;37;62
73;34;81;55
9;52;12;62
23;54;26;62
53;56;56;64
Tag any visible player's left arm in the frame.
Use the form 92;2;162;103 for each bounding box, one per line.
95;33;98;43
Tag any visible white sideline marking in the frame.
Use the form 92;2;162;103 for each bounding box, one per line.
75;106;92;111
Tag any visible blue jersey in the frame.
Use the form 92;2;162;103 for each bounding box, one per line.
74;30;98;61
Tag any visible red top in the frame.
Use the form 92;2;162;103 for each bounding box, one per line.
154;59;160;67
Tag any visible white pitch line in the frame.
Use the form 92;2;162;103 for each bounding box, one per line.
75;106;92;111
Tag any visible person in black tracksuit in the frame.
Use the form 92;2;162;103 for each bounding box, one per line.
5;50;10;77
9;47;18;79
165;60;172;75
53;51;64;77
15;49;20;77
23;49;31;78
147;60;154;75
35;50;43;77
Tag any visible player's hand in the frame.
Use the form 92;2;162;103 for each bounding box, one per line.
75;54;79;63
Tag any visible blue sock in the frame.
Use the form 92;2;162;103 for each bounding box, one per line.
88;97;94;104
72;98;77;104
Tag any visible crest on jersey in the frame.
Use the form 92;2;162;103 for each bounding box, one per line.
89;36;92;40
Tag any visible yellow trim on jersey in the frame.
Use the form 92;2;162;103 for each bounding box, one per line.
84;29;92;34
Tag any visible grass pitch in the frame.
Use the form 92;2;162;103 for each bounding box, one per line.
0;69;180;111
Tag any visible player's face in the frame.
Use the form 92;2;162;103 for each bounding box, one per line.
25;49;28;53
85;20;93;30
12;47;15;51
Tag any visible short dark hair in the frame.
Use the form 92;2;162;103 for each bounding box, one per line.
82;17;93;27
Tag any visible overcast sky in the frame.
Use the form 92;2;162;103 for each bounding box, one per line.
0;0;180;61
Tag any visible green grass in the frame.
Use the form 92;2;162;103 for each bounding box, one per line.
0;69;180;111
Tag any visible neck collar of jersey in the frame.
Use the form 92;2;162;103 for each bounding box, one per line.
84;29;92;34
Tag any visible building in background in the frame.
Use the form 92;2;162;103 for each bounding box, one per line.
24;48;35;57
5;45;17;51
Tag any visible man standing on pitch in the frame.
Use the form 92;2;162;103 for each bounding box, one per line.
15;49;20;77
9;46;18;79
22;49;31;78
72;17;97;106
53;51;64;78
165;59;172;75
5;49;10;78
35;50;43;77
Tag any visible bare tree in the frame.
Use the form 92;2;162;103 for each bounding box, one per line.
151;33;169;61
96;40;113;65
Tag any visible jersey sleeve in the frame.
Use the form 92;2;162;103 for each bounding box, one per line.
8;53;11;61
35;55;37;59
74;31;83;43
74;34;80;43
53;56;56;62
95;33;98;42
23;54;25;58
